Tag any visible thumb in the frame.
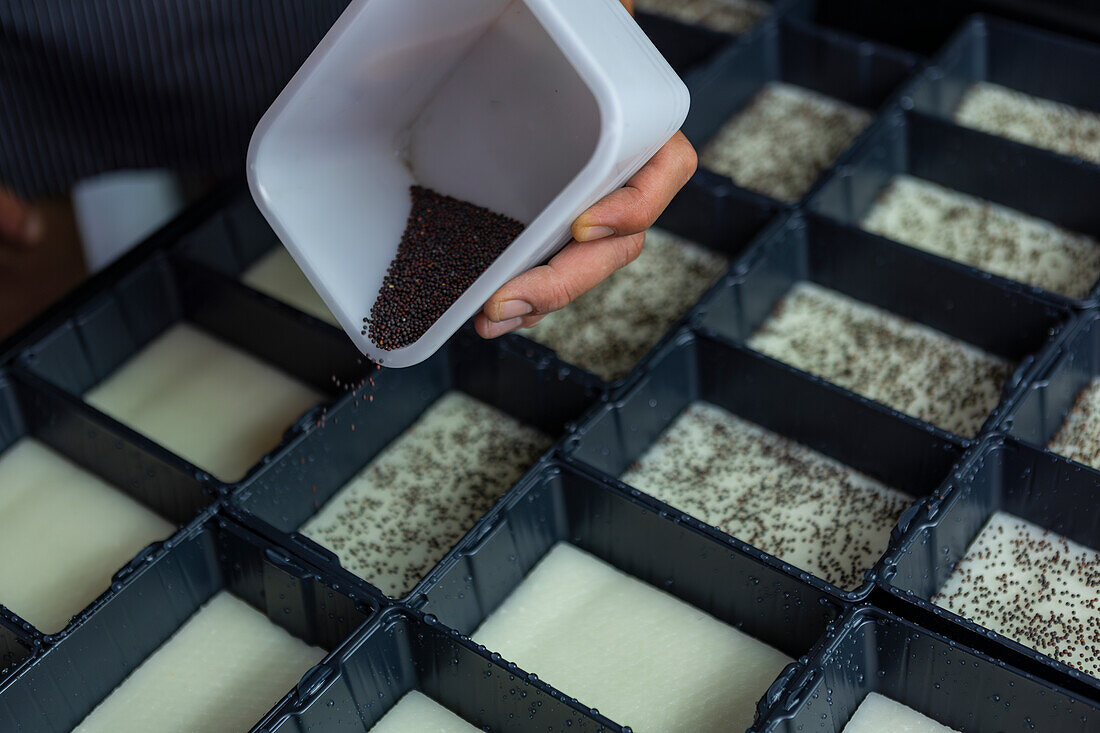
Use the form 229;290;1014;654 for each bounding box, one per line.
481;232;645;323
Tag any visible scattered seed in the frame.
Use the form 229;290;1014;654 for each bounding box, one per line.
934;512;1100;677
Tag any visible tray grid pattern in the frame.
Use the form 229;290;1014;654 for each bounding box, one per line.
2;1;1100;731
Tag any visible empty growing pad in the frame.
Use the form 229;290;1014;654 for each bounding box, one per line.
1048;376;1100;470
635;0;768;34
953;82;1100;164
243;246;337;325
862;175;1100;299
368;691;478;732
301;391;550;597
524;229;728;381
0;439;174;633
621;402;911;589
85;323;323;481
747;282;1012;437
472;543;792;733
74;592;326;733
843;693;959;733
701;83;871;202
933;512;1100;677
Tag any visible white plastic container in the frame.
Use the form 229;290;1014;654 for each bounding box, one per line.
248;0;689;367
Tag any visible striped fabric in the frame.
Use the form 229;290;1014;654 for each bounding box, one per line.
0;0;350;197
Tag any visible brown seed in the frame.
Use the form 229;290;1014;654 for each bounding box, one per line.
367;186;525;350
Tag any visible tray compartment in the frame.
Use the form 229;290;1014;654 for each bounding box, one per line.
415;458;845;729
16;253;360;484
1002;312;1100;468
0;512;377;732
508;174;778;387
882;435;1100;697
259;608;621;732
684;18;918;204
909;16;1100;164
695;212;1071;440
563;328;965;598
810;108;1100;304
757;606;1100;732
231;330;602;599
0;368;210;637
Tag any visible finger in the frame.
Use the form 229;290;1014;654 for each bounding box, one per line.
0;190;41;248
619;0;634;14
572;131;696;242
479;231;646;329
474;313;545;339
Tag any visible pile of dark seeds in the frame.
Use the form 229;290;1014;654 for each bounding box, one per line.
367;186;525;350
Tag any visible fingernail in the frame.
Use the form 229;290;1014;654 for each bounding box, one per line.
483;317;523;338
496;300;533;321
21;212;43;246
575;225;615;242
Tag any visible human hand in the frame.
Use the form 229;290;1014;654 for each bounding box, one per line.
474;0;694;339
0;188;41;249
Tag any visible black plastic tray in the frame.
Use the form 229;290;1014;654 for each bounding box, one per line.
3;5;1100;730
693;211;1072;441
787;0;1100;55
880;434;1100;699
0;364;223;642
0;611;34;690
809;106;1100;307
756;605;1100;732
413;458;845;729
15;248;361;487
783;0;971;55
909;15;1100;154
174;192;297;285
682;16;919;206
1001;311;1100;458
0;511;378;732
257;607;620;732
502;172;780;390
178;176;778;393
635;9;742;78
229;327;602;600
561;327;966;602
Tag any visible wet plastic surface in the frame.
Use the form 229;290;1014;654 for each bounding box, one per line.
694;213;1072;440
810;109;1100;307
683;17;919;205
1001;311;1100;456
17;249;355;485
3;4;1100;730
229;327;602;600
909;16;1100;140
0;366;217;638
259;607;620;732
757;606;1100;732
881;435;1100;698
787;0;1100;55
0;512;376;732
415;458;844;727
635;10;741;77
504;172;779;389
563;328;964;600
